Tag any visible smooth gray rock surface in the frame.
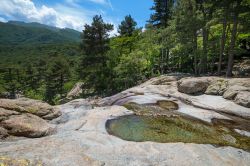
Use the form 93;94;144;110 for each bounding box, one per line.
0;104;249;166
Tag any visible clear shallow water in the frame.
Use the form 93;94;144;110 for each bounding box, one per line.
106;115;250;151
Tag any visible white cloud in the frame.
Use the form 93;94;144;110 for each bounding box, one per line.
0;0;88;31
0;17;7;22
89;0;106;5
0;0;117;33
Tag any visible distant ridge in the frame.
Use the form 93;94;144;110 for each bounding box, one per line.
0;21;81;45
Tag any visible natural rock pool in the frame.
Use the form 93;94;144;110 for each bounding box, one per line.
106;102;250;151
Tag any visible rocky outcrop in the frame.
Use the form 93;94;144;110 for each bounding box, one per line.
0;76;250;165
66;82;84;100
0;102;249;166
175;77;250;108
205;79;228;95
235;91;250;108
177;77;218;94
0;98;61;120
1;113;54;138
0;98;60;139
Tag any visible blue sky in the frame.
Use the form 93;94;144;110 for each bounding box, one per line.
0;0;153;32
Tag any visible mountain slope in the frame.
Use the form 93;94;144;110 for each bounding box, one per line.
0;21;81;45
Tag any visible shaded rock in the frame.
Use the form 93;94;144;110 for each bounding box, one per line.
66;82;84;99
1;113;54;138
0;98;61;120
177;77;218;94
205;79;228;95
223;85;249;100
235;91;250;108
0;127;8;139
233;59;250;76
0;108;20;121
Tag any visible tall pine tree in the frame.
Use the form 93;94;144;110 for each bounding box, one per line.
118;15;137;36
79;15;113;95
149;0;175;28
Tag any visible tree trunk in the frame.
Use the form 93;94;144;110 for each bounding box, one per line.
200;27;209;74
193;30;198;76
218;13;227;75
226;1;240;77
166;48;169;71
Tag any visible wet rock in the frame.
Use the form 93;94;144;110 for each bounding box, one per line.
235;91;250;108
205;79;228;95
177;77;217;94
0;98;61;120
156;100;179;111
1;113;54;138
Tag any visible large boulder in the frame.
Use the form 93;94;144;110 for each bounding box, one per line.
177;77;218;95
66;82;84;100
1;113;54;138
0;98;61;120
227;78;250;87
205;79;228;95
235;91;250;108
223;85;249;100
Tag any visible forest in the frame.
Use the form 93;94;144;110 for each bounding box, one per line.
0;0;249;105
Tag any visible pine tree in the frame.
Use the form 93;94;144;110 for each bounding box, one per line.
3;68;21;99
118;15;137;36
24;64;40;91
44;57;70;104
149;0;175;28
79;15;113;95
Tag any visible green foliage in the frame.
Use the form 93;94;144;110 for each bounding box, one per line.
44;56;70;104
149;0;175;28
0;21;81;45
